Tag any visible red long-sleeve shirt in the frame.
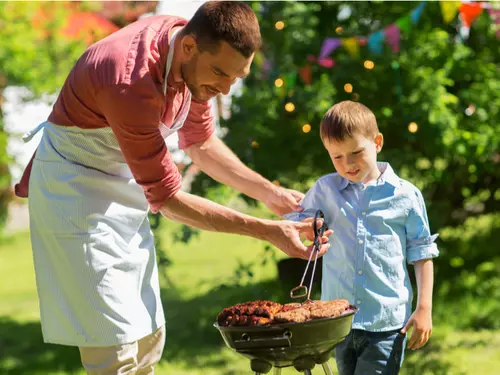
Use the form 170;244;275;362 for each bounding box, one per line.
15;15;215;213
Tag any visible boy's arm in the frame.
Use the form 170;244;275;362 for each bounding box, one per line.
283;180;332;243
283;180;326;220
401;259;434;350
405;188;439;264
402;188;438;350
414;259;434;311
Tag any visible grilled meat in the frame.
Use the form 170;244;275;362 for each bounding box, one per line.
307;299;350;319
281;303;302;312
217;300;282;327
274;307;310;323
217;299;351;326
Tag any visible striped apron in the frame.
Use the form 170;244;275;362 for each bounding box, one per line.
26;30;191;347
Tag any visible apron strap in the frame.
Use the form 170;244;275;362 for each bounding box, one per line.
22;121;47;143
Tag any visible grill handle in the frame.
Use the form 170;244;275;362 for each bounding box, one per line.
233;330;292;349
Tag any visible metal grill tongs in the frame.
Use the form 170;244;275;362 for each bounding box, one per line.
290;209;326;302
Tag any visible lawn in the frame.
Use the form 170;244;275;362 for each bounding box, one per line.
1;224;499;375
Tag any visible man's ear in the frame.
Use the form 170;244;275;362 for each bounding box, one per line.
181;35;197;58
375;133;384;153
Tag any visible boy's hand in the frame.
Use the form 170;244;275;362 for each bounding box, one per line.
401;307;432;350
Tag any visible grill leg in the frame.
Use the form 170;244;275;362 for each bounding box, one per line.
304;370;313;375
250;359;272;374
321;361;335;375
273;368;282;375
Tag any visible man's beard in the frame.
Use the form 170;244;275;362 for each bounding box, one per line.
180;61;205;102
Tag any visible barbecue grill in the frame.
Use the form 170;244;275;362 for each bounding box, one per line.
214;210;357;374
214;307;357;374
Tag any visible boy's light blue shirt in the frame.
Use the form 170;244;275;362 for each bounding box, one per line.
284;162;439;332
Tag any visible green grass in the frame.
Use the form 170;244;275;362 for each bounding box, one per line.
1;226;500;375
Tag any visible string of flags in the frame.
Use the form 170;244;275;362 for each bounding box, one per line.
264;1;500;89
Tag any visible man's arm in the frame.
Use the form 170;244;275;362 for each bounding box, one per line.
160;190;332;259
185;134;303;216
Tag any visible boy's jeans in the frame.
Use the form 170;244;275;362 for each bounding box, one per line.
334;328;407;375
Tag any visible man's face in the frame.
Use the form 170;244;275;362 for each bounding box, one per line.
323;132;383;184
181;39;253;102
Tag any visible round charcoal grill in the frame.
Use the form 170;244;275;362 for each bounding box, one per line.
214;307;357;374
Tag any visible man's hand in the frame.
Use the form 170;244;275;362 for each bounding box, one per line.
298;217;331;242
265;219;333;260
264;187;305;217
401;307;432;350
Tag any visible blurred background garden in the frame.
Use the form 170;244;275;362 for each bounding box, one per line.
0;1;499;374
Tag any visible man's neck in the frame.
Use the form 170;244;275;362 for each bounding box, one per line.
169;26;184;83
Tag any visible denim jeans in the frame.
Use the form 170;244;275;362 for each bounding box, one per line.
334;328;407;375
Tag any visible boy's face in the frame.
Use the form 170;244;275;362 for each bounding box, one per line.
323;132;383;184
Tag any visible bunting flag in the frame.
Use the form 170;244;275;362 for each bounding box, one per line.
309;55;336;68
410;2;426;24
317;2;425;60
343;37;360;57
440;1;461;23
262;59;272;79
459;3;483;28
489;8;500;39
396;15;412;33
298;65;312;86
318;58;335;68
284;71;297;91
367;30;385;54
384;24;401;53
319;38;342;59
266;0;496;94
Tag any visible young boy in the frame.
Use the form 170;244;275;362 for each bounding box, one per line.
284;101;439;374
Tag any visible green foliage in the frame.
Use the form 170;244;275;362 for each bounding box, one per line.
0;2;88;95
194;1;499;233
190;2;500;324
0;2;97;232
0;112;10;231
434;213;500;329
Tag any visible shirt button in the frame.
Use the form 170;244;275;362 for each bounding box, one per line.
358;239;363;244
358;270;363;275
357;300;362;305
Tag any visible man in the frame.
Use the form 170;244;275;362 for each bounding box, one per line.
15;2;332;374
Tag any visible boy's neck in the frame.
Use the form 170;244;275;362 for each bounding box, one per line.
361;166;382;185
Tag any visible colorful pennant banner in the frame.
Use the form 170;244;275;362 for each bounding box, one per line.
264;1;498;89
317;1;427;62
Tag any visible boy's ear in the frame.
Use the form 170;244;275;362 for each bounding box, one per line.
375;133;384;152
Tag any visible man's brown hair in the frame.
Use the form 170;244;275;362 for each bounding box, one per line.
320;100;379;143
181;1;261;58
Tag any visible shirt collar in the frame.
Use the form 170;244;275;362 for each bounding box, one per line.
376;162;401;188
334;162;400;191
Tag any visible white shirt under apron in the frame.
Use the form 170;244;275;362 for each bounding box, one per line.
26;29;191;347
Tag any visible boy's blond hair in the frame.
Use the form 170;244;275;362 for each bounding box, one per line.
320;100;379;143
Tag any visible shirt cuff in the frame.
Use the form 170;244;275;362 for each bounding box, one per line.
407;234;440;264
284;208;317;222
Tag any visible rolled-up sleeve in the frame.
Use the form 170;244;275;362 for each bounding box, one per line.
98;84;182;214
284;182;324;222
406;189;439;264
177;98;215;149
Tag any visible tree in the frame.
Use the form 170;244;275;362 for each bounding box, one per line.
215;2;499;228
0;2;119;231
191;2;500;299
